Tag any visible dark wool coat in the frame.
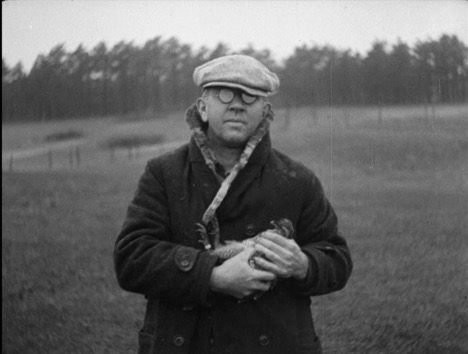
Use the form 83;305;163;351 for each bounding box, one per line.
114;133;353;354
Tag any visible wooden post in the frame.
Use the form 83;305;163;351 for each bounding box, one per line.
311;106;318;126
75;146;81;167
69;146;74;167
424;101;429;125
343;106;350;128
48;149;53;169
378;101;383;126
431;102;436;129
353;164;356;237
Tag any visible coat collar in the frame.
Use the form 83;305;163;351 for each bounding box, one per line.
188;133;272;166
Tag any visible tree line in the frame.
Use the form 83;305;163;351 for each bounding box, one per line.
2;34;467;122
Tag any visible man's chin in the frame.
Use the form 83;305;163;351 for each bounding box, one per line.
222;135;249;149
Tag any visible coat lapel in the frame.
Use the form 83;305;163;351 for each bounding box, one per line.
218;134;271;213
188;137;221;208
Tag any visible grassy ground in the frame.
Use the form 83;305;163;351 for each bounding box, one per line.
2;104;468;353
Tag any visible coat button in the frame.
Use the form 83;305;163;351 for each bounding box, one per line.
173;335;185;346
245;224;256;237
258;334;270;346
175;248;195;272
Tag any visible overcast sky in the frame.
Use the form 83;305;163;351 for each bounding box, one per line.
2;0;467;73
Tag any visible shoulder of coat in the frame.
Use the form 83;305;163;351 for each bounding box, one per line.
269;148;318;181
147;143;190;170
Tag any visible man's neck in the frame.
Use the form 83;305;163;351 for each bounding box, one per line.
211;146;242;173
207;136;243;173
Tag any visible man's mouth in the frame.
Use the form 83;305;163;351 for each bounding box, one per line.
225;120;246;126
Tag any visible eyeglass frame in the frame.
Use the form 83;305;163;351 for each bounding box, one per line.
206;87;260;105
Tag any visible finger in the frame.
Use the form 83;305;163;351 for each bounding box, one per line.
261;232;295;249
252;281;271;292
253;257;288;277
237;247;257;259
251;256;275;271
256;237;289;258
251;268;277;282
254;242;289;265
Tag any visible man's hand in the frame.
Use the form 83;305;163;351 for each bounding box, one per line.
209;248;277;299
253;231;309;280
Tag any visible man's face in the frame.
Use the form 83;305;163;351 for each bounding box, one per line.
197;87;266;149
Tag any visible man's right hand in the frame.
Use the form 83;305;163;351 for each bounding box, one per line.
209;248;276;299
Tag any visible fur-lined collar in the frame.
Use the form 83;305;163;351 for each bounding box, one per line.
184;103;274;172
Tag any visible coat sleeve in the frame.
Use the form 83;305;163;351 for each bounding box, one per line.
113;160;219;306
290;172;353;296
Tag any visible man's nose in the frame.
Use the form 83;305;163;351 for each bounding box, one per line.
228;93;246;111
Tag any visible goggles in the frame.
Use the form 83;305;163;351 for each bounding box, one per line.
213;87;259;105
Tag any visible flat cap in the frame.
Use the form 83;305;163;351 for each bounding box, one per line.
193;55;280;97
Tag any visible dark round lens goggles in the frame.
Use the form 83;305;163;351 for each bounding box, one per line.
215;88;258;105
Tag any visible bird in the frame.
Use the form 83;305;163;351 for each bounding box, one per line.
196;218;294;261
196;218;294;301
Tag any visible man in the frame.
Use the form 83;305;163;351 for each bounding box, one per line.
114;55;353;354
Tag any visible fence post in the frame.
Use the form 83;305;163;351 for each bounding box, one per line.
75;146;81;167
431;103;436;129
424;101;429;125
311;106;319;126
127;147;132;160
343;106;350;128
69;146;74;168
48;149;53;169
377;102;383;126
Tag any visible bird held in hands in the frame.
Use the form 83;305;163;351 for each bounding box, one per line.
197;218;294;261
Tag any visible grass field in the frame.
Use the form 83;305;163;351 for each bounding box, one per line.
2;104;468;353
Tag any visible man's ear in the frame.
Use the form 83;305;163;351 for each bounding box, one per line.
262;102;272;118
196;98;208;123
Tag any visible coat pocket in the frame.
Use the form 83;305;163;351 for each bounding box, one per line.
296;330;322;354
294;296;322;354
138;330;155;354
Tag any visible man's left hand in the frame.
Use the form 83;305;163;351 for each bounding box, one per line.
253;231;309;280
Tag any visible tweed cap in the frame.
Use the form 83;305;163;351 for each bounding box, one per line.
193;55;280;97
